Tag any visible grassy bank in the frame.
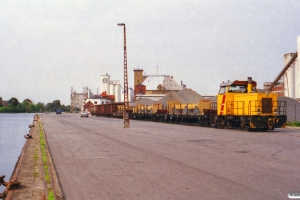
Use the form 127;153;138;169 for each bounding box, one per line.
39;121;54;200
286;121;300;127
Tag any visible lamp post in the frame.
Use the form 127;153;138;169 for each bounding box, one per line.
117;23;130;128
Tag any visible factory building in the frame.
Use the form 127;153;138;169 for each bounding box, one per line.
70;86;90;112
100;73;122;102
263;82;284;97
283;44;300;100
133;69;184;101
263;35;300;101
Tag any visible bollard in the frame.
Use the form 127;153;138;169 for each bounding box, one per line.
0;175;20;198
24;134;32;139
28;124;35;128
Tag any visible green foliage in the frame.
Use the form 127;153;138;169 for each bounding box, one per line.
8;97;19;106
287;121;300;127
22;98;33;105
60;104;70;112
47;191;55;200
45;100;63;112
0;97;69;113
39;121;53;190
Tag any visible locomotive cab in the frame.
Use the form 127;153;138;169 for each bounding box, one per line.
215;77;287;130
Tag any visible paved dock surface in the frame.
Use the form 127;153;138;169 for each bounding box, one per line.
41;114;300;200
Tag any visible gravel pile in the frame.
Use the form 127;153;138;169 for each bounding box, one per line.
278;96;300;122
134;98;154;106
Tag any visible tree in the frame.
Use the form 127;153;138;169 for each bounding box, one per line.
0;97;2;107
22;98;33;105
35;102;45;112
8;97;19;107
61;104;70;112
52;100;61;110
46;103;53;112
21;98;34;112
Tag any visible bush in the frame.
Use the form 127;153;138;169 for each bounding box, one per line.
286;121;300;127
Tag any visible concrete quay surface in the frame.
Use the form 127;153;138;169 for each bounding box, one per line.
35;113;299;200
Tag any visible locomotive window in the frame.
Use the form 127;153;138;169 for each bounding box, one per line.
228;85;246;93
219;86;226;94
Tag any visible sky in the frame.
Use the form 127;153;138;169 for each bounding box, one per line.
1;0;300;105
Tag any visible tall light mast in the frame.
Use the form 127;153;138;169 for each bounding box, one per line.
117;23;130;128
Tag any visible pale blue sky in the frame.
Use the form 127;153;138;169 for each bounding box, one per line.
1;0;300;105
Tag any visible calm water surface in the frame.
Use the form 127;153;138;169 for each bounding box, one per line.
0;113;35;191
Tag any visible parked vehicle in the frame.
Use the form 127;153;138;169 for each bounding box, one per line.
56;108;62;114
81;111;89;117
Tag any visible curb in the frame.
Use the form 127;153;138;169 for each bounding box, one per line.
285;126;300;130
5;134;30;200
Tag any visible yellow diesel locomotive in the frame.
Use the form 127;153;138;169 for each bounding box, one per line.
213;77;287;130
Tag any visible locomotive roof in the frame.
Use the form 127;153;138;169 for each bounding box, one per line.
220;80;257;87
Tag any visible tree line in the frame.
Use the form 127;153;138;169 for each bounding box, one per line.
0;97;70;113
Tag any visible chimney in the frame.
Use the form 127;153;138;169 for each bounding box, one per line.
247;77;252;93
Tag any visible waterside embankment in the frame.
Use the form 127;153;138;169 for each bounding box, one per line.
2;114;63;200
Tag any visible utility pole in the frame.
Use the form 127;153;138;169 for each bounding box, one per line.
117;23;130;128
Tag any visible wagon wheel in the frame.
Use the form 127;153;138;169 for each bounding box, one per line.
243;126;250;131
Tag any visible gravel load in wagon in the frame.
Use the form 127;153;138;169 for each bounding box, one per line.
157;88;205;105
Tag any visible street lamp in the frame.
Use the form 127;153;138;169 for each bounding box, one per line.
117;23;130;128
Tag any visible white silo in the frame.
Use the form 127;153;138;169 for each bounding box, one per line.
100;74;110;95
284;35;300;99
284;53;296;98
129;87;134;102
115;84;121;102
109;82;115;96
296;35;300;99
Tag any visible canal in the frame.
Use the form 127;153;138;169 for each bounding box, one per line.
0;113;35;191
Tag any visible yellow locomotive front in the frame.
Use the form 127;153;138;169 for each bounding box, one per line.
215;77;287;130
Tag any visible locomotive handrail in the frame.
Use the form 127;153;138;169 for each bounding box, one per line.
275;101;287;115
249;100;262;115
226;101;244;115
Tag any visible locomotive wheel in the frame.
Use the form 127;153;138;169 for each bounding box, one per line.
225;122;232;129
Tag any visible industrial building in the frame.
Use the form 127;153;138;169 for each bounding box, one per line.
263;82;284;97
283;51;299;100
264;35;299;101
133;69;184;101
100;73;122;102
70;87;90;112
100;73;134;103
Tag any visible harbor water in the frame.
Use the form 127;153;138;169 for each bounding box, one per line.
0;113;35;191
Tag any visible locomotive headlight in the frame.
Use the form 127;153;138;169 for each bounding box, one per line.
257;109;260;115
